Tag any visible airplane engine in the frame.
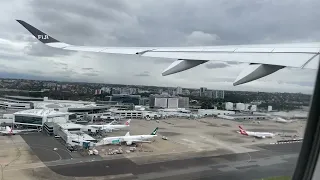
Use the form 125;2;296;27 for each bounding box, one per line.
126;141;132;146
262;136;266;139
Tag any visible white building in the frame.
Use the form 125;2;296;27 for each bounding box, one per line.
250;105;257;111
13;109;72;127
53;123;97;147
198;109;235;116
167;98;179;109
225;102;233;110
0;101;32;109
154;98;168;108
217;114;267;121
235;103;245;111
176;87;183;94
268;106;273;112
110;110;144;118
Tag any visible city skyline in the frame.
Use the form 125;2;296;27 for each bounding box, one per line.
0;77;312;95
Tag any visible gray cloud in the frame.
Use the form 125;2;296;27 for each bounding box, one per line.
27;69;44;74
82;67;94;70
135;71;150;77
54;69;79;78
0;53;26;61
0;0;317;93
205;62;229;69
82;72;99;76
278;81;315;87
206;77;235;83
54;62;68;66
153;59;175;64
25;42;72;57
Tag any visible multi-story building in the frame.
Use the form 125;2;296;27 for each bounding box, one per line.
167;98;179;109
200;87;207;96
178;97;189;108
176;87;183;95
216;90;225;99
149;95;189;109
111;94;141;105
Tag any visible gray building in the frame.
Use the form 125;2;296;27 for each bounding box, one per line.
178;97;189;108
200;87;207;96
149;95;189;109
167;98;179;109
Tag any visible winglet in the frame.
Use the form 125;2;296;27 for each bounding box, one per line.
16;20;60;44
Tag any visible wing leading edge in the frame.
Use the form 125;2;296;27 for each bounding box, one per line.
16;20;320;85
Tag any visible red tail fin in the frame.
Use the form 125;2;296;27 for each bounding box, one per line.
238;126;248;135
125;119;131;126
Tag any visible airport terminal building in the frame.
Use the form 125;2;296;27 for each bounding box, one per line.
13;109;73;127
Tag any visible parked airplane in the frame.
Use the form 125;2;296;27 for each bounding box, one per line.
0;126;38;135
98;127;158;146
238;126;275;138
273;117;294;123
89;119;131;132
16;20;318;86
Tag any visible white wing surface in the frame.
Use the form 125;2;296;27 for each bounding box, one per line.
17;20;320;85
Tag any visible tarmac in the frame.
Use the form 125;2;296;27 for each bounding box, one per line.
0;117;306;180
45;142;302;179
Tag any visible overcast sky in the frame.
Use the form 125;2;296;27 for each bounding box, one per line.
0;0;319;94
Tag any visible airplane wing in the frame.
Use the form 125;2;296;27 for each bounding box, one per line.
16;20;320;85
253;135;265;139
132;140;152;143
101;126;118;131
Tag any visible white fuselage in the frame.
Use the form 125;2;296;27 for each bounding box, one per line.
246;131;275;138
101;134;157;145
89;124;128;130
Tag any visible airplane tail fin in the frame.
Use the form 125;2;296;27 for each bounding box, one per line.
16;20;60;44
125;132;130;136
125;119;131;126
151;127;158;135
238;125;248;135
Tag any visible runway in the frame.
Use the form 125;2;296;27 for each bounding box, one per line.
44;142;301;179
